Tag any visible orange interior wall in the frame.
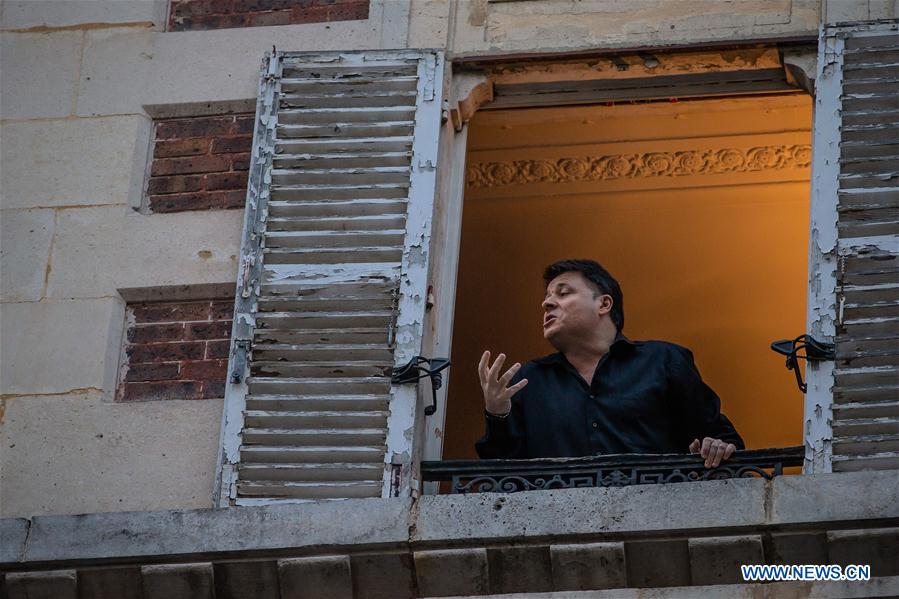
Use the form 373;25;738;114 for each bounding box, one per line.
442;95;812;459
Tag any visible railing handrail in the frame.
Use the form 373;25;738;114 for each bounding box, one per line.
421;446;804;485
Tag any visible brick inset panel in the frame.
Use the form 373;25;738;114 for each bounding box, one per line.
147;114;253;214
168;0;370;32
118;299;234;402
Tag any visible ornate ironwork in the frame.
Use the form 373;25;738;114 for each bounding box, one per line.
421;447;802;494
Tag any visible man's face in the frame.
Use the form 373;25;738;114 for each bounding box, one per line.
542;271;608;345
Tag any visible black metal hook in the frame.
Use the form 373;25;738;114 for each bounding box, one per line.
391;356;451;416
770;334;835;393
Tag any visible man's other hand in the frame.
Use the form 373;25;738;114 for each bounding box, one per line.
478;351;529;416
689;437;737;468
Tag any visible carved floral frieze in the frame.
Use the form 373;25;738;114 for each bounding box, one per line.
466;144;812;189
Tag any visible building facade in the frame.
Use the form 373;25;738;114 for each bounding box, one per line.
1;0;897;597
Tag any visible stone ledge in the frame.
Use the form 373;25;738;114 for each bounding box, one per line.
8;498;411;565
3;471;898;566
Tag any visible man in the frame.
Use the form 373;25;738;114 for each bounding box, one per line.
475;259;744;468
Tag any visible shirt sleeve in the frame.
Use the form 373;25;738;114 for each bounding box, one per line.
474;369;528;459
670;346;745;450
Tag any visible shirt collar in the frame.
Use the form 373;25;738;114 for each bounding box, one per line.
534;332;634;366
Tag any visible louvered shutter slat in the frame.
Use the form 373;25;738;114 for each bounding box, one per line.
823;23;899;473
217;50;444;504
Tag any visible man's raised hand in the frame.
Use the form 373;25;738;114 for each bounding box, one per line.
478;351;529;416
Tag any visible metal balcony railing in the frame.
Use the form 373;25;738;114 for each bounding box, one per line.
421;446;804;494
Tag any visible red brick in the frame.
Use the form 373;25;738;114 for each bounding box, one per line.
127;322;186;343
187;320;232;340
234;116;256;135
249;9;293;26
128;341;206;363
155;117;235;140
149;190;243;213
125;362;181;382
206;171;249;191
181;359;229;380
132;302;211;323
211;135;252;154
154;138;210;158
232;0;300;11
222;189;247;210
291;0;367;23
202;380;228;399
146;174;205;195
151;155;231;177
230;153;251;171
206;340;232;359
170;12;249;30
171;0;234;18
210;300;236;320
121;381;203;402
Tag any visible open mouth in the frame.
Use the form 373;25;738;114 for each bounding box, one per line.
543;315;557;328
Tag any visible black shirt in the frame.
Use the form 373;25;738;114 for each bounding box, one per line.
475;334;744;459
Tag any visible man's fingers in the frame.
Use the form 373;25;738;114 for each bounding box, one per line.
688;439;700;454
705;441;729;468
488;353;507;381
723;443;737;461
478;351;491;383
502;378;528;398
498;363;521;387
700;437;713;459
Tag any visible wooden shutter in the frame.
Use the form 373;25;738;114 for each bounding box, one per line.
215;50;445;505
808;22;899;474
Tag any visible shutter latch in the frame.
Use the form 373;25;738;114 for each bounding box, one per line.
392;357;451;416
770;335;835;393
230;339;251;384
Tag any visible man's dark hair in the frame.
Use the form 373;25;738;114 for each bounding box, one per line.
543;259;625;332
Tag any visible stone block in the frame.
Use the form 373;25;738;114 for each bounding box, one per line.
688;535;764;585
0;1;168;30
413;548;489;597
486;545;553;594
0;208;54;301
413;478;766;543
5;569;76;599
0;116;151;210
46;206;241;300
76;567;144;599
625;539;690;588
0;392;222;518
823;0;871;24
550;541;626;591
18;498;410;563
214;560;279;599
868;0;899;20
279;555;353;599
0;518;28;563
351;552;417;599
827;527;899;577
769;531;828;565
0;298;124;396
770;471;899;525
0;31;81;119
452;0;818;56
75;22;384;118
142;563;214;599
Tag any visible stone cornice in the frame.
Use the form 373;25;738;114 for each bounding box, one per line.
466;144;812;189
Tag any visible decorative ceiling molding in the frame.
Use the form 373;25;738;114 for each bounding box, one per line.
466;144;812;189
